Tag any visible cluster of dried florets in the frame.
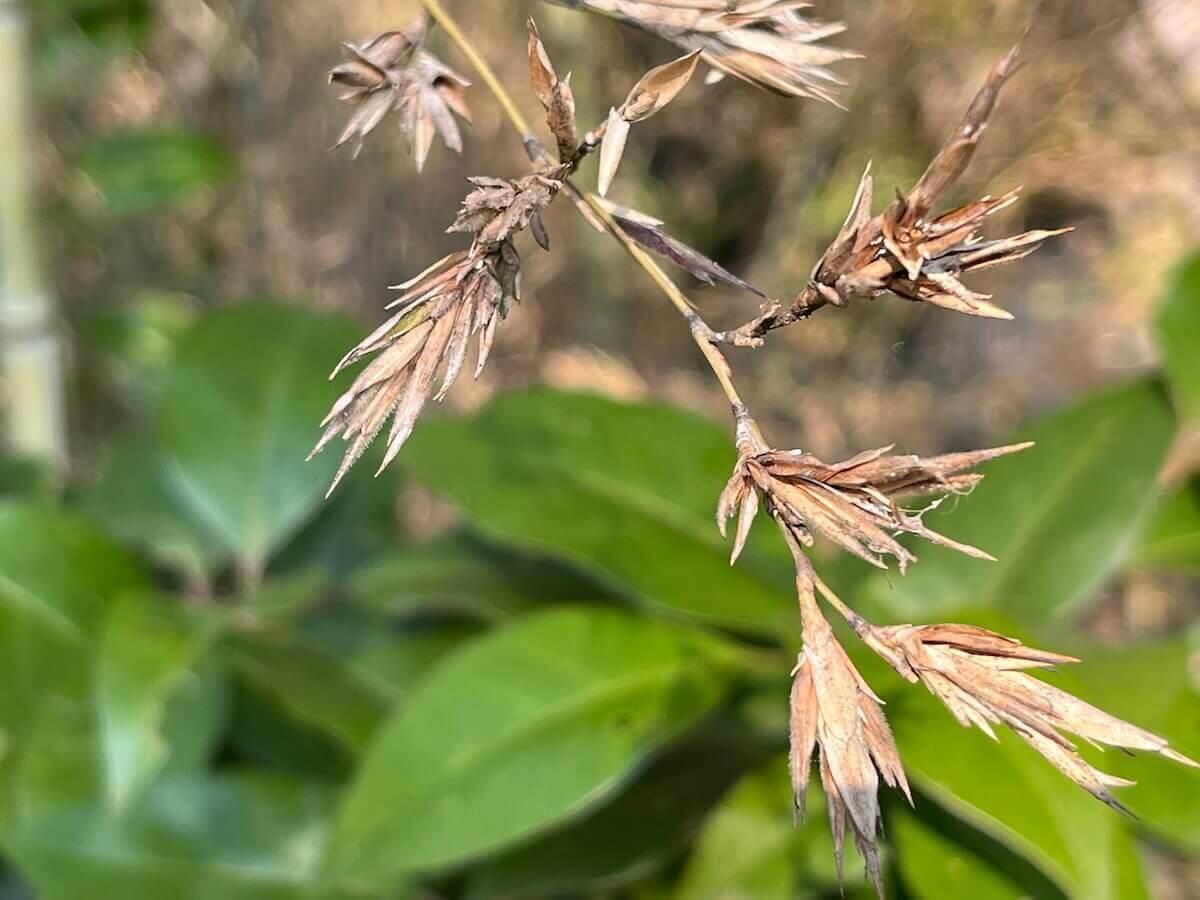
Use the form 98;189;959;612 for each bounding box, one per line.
745;446;1198;896
313;9;1197;898
314;15;709;491
547;0;856;102
312;171;562;495
330;14;471;168
731;42;1072;340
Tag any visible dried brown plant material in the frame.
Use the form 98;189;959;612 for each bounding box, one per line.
597;50;700;195
863;622;1200;812
774;41;1069;327
527;20;579;162
596;200;766;296
718;441;1031;571
549;0;855;102
791;572;909;895
448;172;564;249
310;169;567;494
329;16;471;169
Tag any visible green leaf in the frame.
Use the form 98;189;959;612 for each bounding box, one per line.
890;803;1067;900
1155;252;1200;421
156;301;362;574
226;627;390;755
344;623;483;701
0;503;146;739
675;757;863;900
469;731;759;899
1133;480;1200;572
864;380;1174;622
348;534;612;623
324;607;743;882
403;389;793;634
1063;638;1200;852
78;130;231;217
82;437;225;582
97;593;217;810
3;771;372;900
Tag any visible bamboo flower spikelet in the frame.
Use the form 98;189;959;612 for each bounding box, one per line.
329;14;471;168
310;9;1197;896
547;0;858;103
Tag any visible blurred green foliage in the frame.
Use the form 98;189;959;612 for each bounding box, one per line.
0;275;1197;898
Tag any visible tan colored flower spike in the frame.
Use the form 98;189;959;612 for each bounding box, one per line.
791;571;909;896
717;441;1032;571
547;0;857;103
862;622;1200;814
311;170;563;494
747;39;1071;336
329;15;471;169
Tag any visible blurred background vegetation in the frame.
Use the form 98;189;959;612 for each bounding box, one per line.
0;0;1198;898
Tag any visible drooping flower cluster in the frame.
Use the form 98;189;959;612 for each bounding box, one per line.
863;622;1198;812
311;173;562;494
329;15;471;168
790;571;909;896
717;441;1030;570
548;0;856;103
742;40;1070;338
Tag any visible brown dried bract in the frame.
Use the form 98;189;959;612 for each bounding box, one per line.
527;20;579;162
865;623;1200;813
785;41;1069;323
717;441;1031;571
330;16;471;169
448;172;564;249
791;572;909;895
597;50;700;196
550;0;856;103
310;241;520;496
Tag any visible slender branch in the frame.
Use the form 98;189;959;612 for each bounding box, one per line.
417;0;755;425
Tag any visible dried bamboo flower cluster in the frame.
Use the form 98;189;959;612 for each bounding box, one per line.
311;172;561;494
547;0;856;103
717;441;1031;571
736;41;1070;339
329;15;471;168
313;9;1197;897
862;623;1198;813
790;572;909;895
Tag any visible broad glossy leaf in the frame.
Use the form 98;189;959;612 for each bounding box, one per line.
157;302;362;574
891;806;1065;900
1134;480;1200;572
403;389;793;634
1155;252;1200;421
3;771;370;900
675;756;864;900
83;437;225;581
324;607;743;881
865;380;1174;621
78;130;231;217
469;732;759;898
0;503;146;737
346;622;482;700
226;628;390;754
349;534;611;623
97;593;218;810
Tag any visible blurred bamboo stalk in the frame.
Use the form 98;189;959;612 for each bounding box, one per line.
0;0;67;472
